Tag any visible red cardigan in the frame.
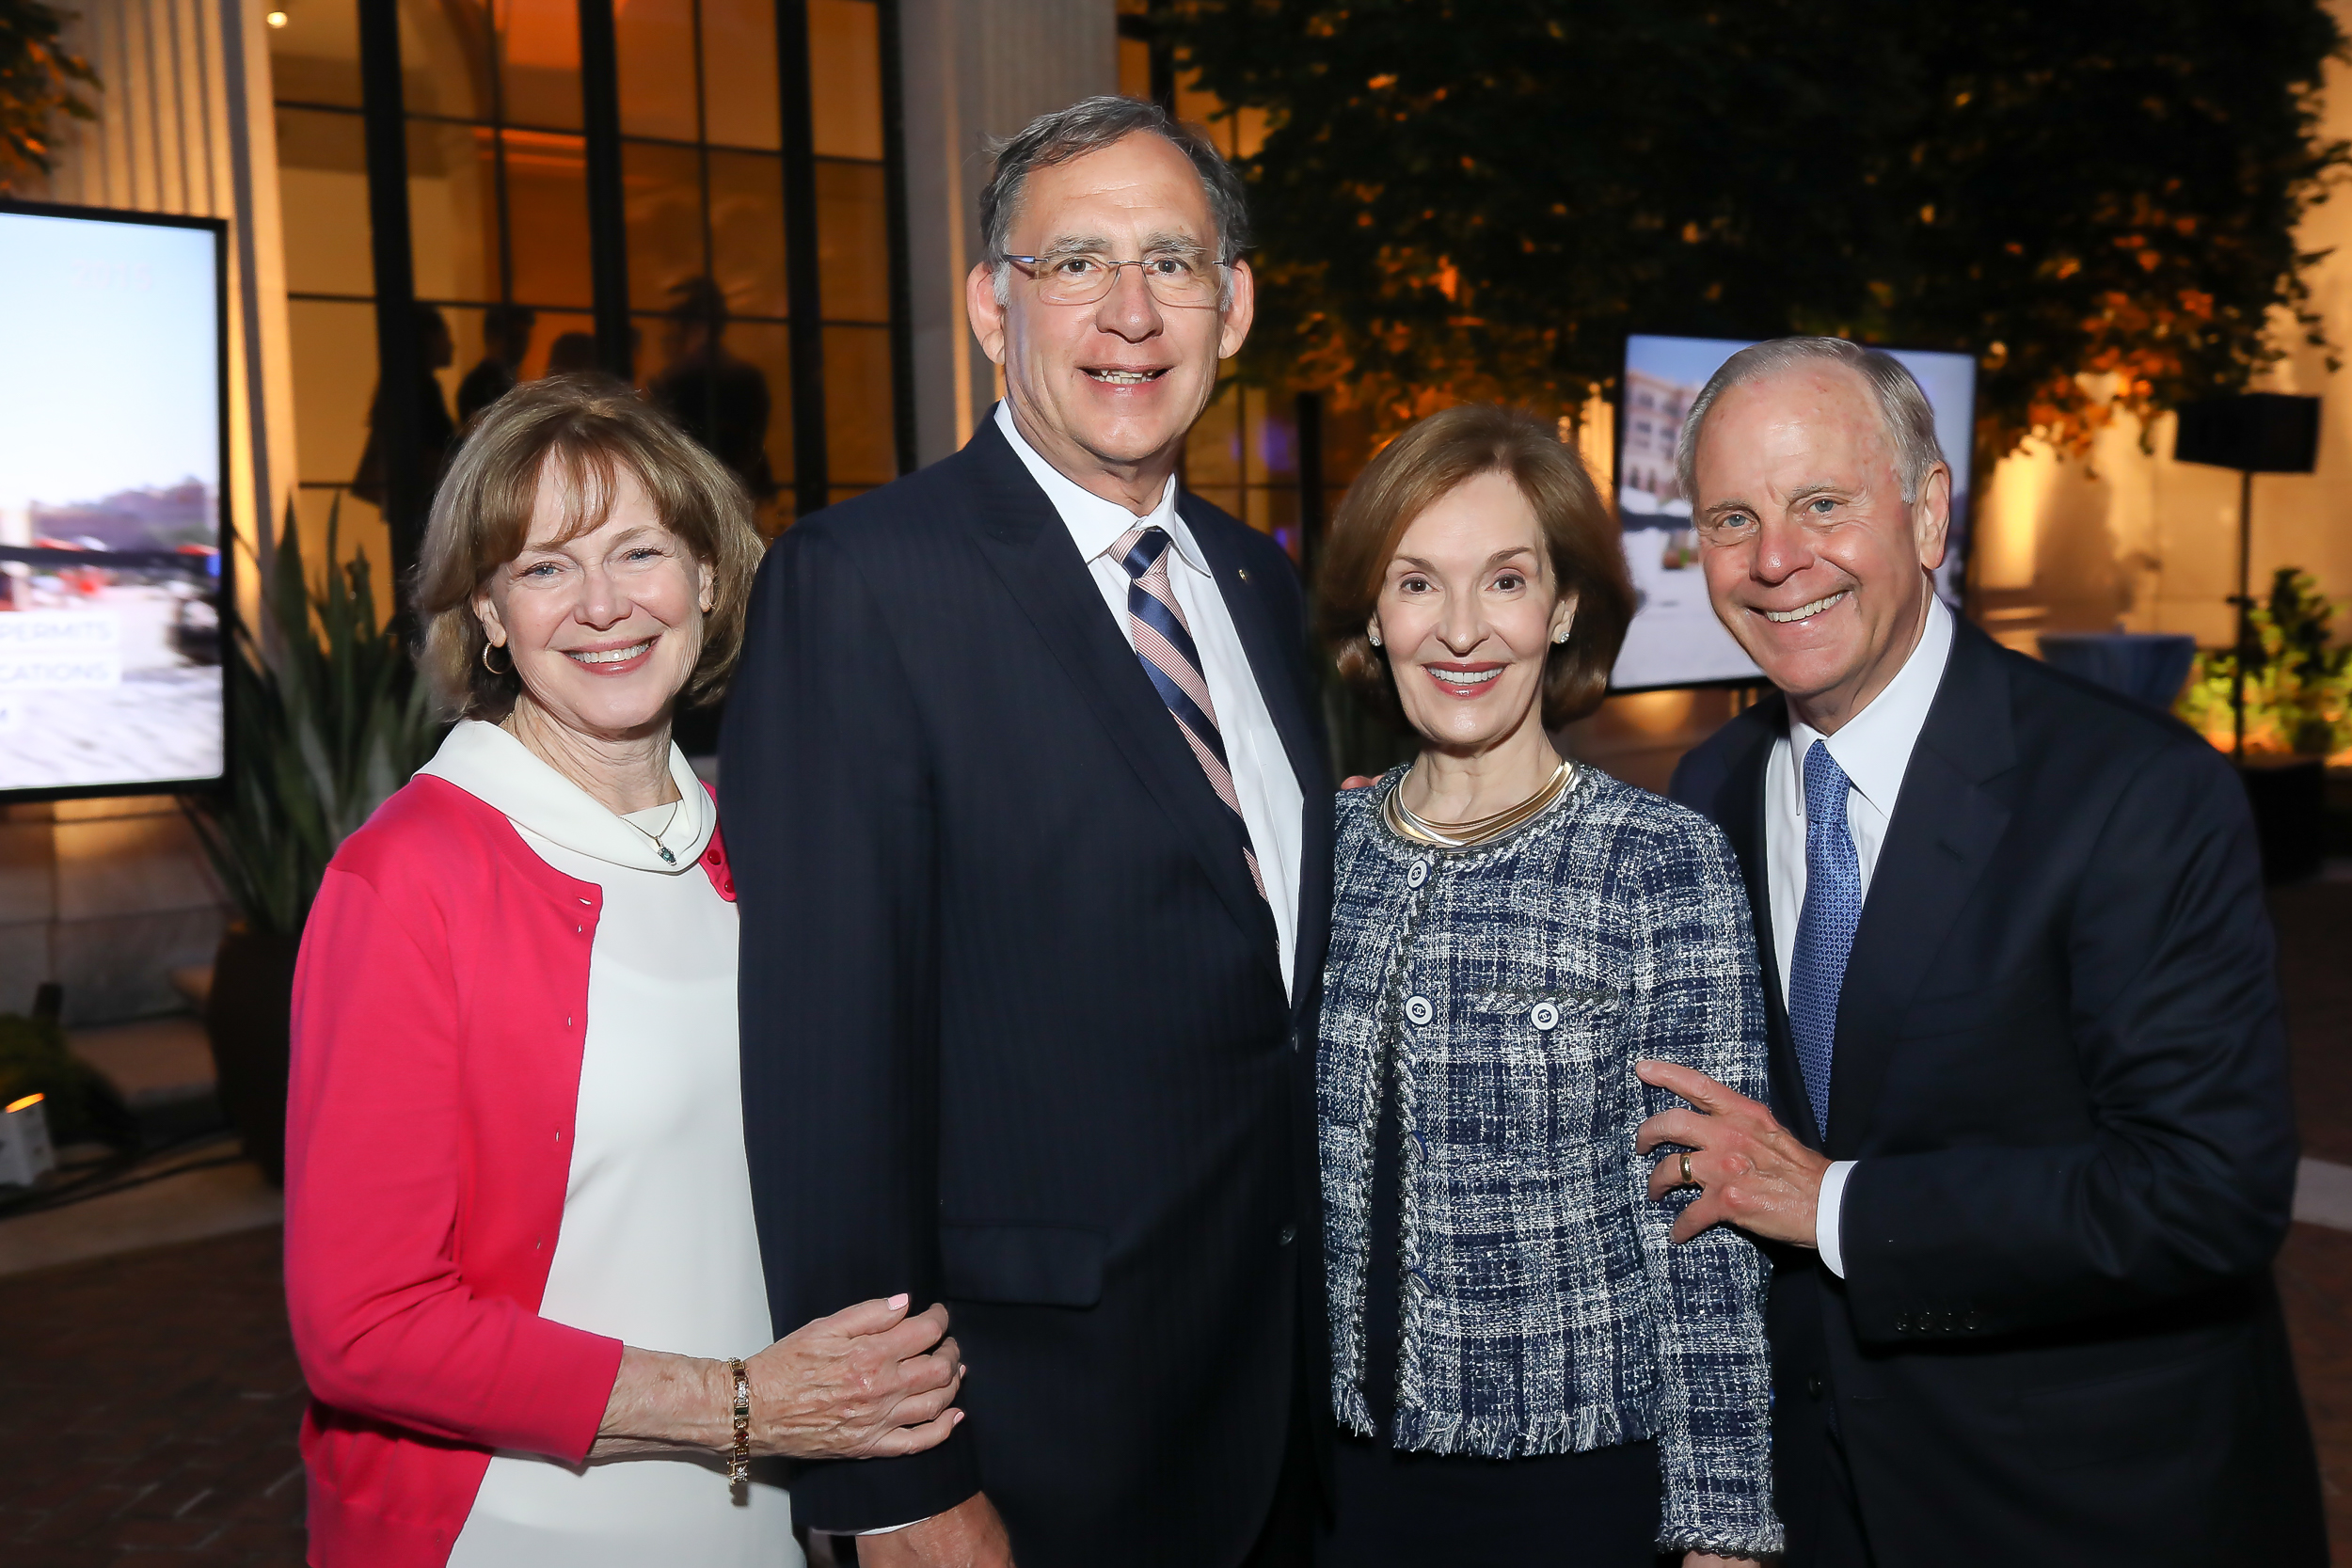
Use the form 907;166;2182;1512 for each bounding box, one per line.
283;774;735;1568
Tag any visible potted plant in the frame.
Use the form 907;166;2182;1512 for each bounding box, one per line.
183;504;442;1183
0;1009;135;1155
2177;568;2351;882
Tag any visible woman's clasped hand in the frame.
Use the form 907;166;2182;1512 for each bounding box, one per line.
593;1293;966;1461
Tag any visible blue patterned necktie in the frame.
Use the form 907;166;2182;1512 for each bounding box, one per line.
1788;739;1861;1141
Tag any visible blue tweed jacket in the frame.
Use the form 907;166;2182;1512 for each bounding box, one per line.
1321;765;1780;1559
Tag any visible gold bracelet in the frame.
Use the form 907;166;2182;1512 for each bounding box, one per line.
726;1358;752;1484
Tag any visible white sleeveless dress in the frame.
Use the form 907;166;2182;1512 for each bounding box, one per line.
423;721;801;1568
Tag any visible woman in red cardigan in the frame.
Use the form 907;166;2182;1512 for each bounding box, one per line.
285;376;963;1568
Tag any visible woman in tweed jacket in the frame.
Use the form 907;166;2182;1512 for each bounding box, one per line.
1312;405;1778;1565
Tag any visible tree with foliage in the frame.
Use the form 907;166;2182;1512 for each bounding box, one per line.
1162;1;2348;456
0;0;96;192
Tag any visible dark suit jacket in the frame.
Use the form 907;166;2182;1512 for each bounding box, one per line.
721;416;1333;1568
1670;618;2325;1567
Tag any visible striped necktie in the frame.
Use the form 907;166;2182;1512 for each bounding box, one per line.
1113;525;1265;901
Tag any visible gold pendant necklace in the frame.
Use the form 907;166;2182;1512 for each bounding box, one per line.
1385;757;1576;849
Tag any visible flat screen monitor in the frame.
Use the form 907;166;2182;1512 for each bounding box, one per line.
0;200;229;799
1612;334;1977;692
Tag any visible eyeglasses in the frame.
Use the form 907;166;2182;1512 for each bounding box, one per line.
1003;251;1230;309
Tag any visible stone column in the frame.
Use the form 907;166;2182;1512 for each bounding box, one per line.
896;0;1117;467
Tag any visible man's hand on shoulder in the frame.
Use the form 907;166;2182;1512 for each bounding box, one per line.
858;1494;1014;1568
1635;1059;1829;1247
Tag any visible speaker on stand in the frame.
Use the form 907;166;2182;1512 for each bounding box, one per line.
2172;392;2323;879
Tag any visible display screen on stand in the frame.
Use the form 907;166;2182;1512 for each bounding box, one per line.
0;202;228;798
1611;334;1977;693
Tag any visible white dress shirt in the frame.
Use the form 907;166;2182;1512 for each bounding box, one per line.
995;402;1306;997
1762;594;1954;1277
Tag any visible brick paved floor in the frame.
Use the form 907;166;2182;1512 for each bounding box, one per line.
2;879;2350;1564
2280;877;2352;1558
2279;877;2352;1165
0;1226;306;1566
2283;1222;2352;1554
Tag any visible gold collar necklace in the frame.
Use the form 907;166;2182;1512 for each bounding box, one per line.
1384;757;1577;849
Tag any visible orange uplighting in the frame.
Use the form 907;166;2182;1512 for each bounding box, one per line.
5;1093;44;1113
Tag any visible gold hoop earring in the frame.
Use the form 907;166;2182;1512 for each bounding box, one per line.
482;641;512;675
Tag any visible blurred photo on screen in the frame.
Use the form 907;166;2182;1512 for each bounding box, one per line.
0;205;226;795
1612;334;1976;691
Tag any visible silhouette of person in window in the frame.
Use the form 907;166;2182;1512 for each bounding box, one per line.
353;304;457;511
648;277;776;501
456;304;537;424
546;331;602;376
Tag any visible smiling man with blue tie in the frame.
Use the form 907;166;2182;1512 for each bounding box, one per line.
722;98;1329;1568
1642;338;2326;1567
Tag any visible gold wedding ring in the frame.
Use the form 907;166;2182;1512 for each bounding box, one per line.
1680;1152;1694;1187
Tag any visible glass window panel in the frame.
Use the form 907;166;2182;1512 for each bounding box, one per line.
735;322;793;500
641;315;791;499
807;0;882;161
615;0;698;142
270;0;363;107
521;309;603;379
1250;390;1296;481
1246;485;1296;543
1185;379;1242;490
702;0;781;150
406;120;502;304
1321;402;1378;487
823;325;895;486
496;0;582;131
275;109;373;295
294;483;394;626
707;150;789;322
815;158;886;323
437;304;490;423
400;0;494;119
438;303;560;422
1190;486;1242;521
624;139;709;313
502;130;594;307
288;299;381;485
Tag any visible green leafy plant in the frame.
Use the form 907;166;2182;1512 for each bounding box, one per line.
0;0;97;192
185;502;445;935
0;1011;133;1149
2177;567;2352;756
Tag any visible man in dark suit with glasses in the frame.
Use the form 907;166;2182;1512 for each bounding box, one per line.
723;96;1329;1568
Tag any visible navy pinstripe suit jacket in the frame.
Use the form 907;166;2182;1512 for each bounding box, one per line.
722;414;1333;1566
